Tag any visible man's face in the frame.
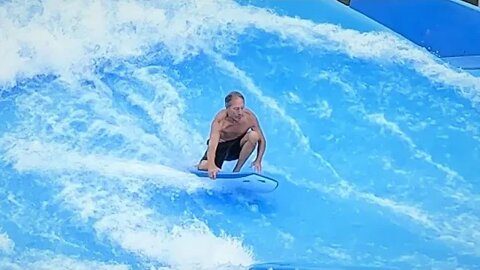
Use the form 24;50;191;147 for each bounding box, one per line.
227;97;244;121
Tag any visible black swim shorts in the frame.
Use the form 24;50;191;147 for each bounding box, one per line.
200;133;246;168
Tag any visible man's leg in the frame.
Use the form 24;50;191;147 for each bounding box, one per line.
197;142;227;171
197;159;208;170
233;131;260;172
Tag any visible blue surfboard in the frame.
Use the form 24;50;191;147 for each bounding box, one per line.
189;168;279;193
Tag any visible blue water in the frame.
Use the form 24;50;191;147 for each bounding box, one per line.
1;1;480;269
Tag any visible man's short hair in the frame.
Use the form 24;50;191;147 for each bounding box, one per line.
225;91;245;107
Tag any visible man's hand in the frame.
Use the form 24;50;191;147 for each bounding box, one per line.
208;164;221;179
252;160;262;173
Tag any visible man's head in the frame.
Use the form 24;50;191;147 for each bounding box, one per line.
225;91;245;121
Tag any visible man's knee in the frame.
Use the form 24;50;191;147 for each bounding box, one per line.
247;131;260;144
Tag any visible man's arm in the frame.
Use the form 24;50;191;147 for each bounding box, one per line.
207;112;223;169
251;113;266;162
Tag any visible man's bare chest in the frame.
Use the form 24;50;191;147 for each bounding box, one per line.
219;119;252;142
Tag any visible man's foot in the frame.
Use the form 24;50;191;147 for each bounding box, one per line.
197;160;208;171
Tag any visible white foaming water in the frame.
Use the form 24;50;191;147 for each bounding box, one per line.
317;71;480;210
274;168;473;266
132;67;206;160
2;139;205;192
366;113;460;180
0;231;14;254
366;112;480;214
1;1;261;265
0;139;254;269
0;250;130;270
307;100;332;119
211;54;311;149
0;52;256;270
366;114;467;182
0;80;254;268
2;0;480;268
212;55;350;186
315;245;352;262
285;92;301;104
303;177;480;256
277;230;294;249
212;50;480;258
2;0;480;104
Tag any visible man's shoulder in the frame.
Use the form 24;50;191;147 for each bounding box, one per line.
245;108;258;121
213;109;227;122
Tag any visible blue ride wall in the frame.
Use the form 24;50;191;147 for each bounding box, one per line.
348;0;480;72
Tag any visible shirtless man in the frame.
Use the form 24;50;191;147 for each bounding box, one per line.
197;91;266;179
